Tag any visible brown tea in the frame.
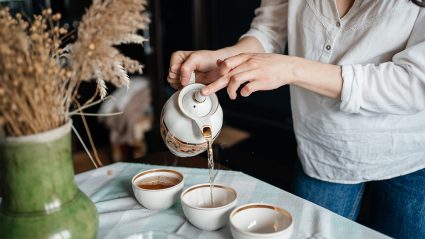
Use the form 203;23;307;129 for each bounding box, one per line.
203;127;215;207
136;176;181;190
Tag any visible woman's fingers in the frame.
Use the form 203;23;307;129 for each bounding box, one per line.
167;75;178;83
202;57;260;98
240;78;264;97
200;76;230;96
225;61;259;99
167;75;180;89
227;70;259;99
218;53;252;75
168;52;187;88
180;53;206;86
167;70;179;82
167;67;181;89
169;51;190;83
200;57;251;96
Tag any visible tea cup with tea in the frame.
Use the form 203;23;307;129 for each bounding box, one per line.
132;168;184;211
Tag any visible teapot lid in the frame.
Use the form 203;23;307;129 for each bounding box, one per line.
178;83;219;119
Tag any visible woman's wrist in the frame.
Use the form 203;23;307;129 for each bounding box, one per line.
215;36;267;61
274;55;309;85
215;48;234;61
290;57;343;100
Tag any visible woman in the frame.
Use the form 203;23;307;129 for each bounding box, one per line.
167;0;425;238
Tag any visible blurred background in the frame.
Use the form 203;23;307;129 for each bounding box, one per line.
1;0;297;191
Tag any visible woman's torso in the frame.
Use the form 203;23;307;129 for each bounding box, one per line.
287;0;425;183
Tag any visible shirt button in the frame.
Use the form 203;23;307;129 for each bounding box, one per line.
325;45;332;51
336;21;341;28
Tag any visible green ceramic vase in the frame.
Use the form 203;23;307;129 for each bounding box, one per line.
0;121;98;238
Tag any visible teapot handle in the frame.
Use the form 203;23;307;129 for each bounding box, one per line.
189;71;196;84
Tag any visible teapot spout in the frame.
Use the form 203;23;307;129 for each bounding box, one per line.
194;117;212;139
202;126;212;139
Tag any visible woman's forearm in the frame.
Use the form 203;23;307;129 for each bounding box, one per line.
292;57;343;100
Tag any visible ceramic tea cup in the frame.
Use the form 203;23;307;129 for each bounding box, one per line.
131;168;184;210
229;203;293;239
180;183;237;231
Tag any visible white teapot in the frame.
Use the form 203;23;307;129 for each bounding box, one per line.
160;74;223;157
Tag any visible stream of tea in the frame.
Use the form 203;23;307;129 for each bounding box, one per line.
203;127;215;207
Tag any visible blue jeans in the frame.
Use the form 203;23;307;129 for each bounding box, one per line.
293;162;425;239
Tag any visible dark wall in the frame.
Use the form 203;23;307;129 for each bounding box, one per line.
209;0;260;49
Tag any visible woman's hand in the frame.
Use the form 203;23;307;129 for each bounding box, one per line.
167;50;227;89
201;53;301;99
167;37;267;89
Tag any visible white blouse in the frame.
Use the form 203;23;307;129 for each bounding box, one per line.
242;0;425;183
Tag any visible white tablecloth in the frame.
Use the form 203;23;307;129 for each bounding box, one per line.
75;162;389;239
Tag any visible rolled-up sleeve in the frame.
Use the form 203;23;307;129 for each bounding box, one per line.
240;0;288;54
340;8;425;115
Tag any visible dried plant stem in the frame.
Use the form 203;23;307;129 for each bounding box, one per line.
71;125;98;169
83;87;100;107
71;112;122;117
60;29;76;41
68;97;110;116
75;100;103;167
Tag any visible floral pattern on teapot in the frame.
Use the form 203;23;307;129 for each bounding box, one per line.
160;119;220;155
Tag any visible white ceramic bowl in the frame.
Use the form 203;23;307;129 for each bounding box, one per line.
181;183;237;231
230;203;293;239
132;168;184;211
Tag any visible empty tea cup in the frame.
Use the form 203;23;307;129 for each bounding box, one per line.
180;183;237;231
230;203;293;239
132;168;184;210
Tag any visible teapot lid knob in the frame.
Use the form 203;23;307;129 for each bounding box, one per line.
178;84;219;119
194;90;206;103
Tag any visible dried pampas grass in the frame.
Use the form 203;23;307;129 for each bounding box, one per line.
67;0;149;108
0;0;149;137
0;9;69;136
